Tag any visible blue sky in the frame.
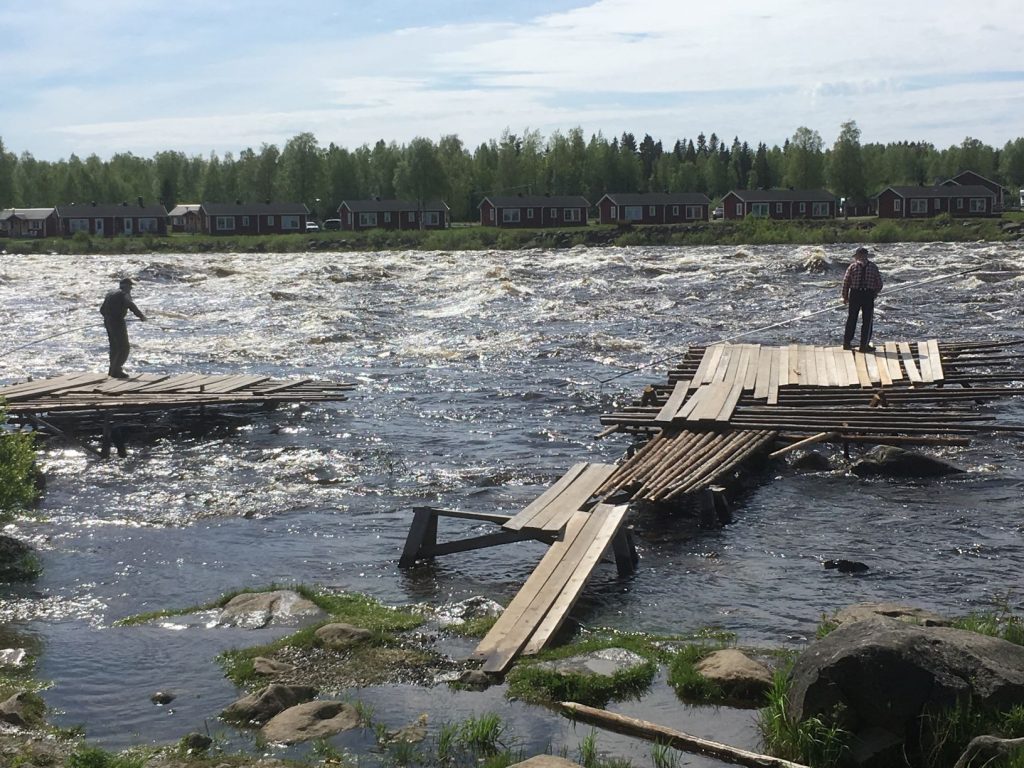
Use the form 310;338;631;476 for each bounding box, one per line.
3;0;1022;161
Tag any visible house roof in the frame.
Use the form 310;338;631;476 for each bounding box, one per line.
56;203;168;218
0;208;56;221
598;192;711;206
168;204;202;216
878;184;995;199
340;199;449;212
200;202;310;215
724;189;836;202
480;195;590;208
950;170;1009;191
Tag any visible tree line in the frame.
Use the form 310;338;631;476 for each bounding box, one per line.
1;122;1022;223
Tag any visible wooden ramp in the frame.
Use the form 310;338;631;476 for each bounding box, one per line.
473;502;631;674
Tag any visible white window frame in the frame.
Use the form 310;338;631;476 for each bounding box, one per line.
502;209;521;223
526;208;534;219
894;199;902;211
550;207;558;219
934;198;941;210
408;211;415;223
242;216;250;226
685;205;701;219
358;212;378;227
812;202;830;217
216;216;235;231
95;218;105;234
563;208;581;222
672;205;680;216
624;206;643;221
799;202;807;213
956;198;965;210
734;203;743;216
910;199;928;214
281;215;299;230
69;218;88;233
267;215;276;226
488;208;495;222
775;202;783;213
138;217;158;233
384;212;392;223
609;205;617;219
649;206;656;216
969;198;987;212
123;218;133;235
423;211;439;226
751;203;770;217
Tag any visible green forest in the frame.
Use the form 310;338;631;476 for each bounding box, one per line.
1;121;1022;222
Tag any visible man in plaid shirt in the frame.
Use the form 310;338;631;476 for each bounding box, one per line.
841;246;883;352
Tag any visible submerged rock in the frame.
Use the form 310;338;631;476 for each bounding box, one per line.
537;647;647;678
384;713;429;744
791;450;833;472
261;700;360;744
216;590;325;629
150;691;175;705
851;446;964;478
0;536;39;583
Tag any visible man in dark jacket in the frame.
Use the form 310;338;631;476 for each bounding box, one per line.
100;278;147;378
841;246;883;352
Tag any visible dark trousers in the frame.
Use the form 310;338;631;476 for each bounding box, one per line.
105;320;130;374
844;289;875;348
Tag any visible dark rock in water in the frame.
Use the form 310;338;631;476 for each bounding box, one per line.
151;691;175;705
0;536;39;583
457;670;493;690
851;446;964;478
791;450;833;472
824;559;869;573
788;616;1024;767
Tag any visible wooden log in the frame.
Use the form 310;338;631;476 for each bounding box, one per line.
560;702;811;768
768;431;836;459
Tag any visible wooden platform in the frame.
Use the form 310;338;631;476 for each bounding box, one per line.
0;372;353;415
597;339;1024;502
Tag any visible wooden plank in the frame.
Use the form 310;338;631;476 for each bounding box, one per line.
753;347;772;399
864;353;880;385
0;373;107;400
520;504;630;655
700;345;725;385
517;463;617;532
474;512;589;663
884;341;903;381
899;341;922;383
715;382;744;422
654;380;689;424
202;374;272;394
675;386;705;420
502;463;589;532
787;343;800;385
742;344;761;391
712;345;733;383
689;348;715;389
815;347;830;387
928;339;944;382
767;346;781;405
688;382;731;422
842;350;859;386
876;351;893;387
917;341;934;383
778;345;790;387
854;351;872;388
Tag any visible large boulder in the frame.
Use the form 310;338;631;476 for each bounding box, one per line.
851;446;964;478
315;622;373;649
261;700;361;744
0;691;44;728
788;617;1024;765
216;590;325;629
221;683;318;725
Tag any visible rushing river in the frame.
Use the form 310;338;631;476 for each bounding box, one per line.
1;242;1023;765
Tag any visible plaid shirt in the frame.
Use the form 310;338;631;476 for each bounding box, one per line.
842;259;883;299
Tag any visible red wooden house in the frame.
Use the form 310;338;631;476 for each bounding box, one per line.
200;202;310;235
337;199;450;231
479;195;589;228
56;201;168;237
876;185;995;218
0;208;61;238
596;193;710;224
721;189;837;220
943;171;1010;211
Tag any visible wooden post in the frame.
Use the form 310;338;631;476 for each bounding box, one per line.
100;414;112;459
399;507;438;568
611;527;637;576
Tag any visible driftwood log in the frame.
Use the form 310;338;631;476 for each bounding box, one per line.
560;701;809;768
953;735;1024;768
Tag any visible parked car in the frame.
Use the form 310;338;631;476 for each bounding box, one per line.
305;221;320;232
712;206;724;220
323;218;342;231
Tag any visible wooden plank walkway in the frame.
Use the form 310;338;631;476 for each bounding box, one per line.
473;502;630;673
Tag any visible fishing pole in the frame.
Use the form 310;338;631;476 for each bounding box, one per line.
1;318;177;357
597;262;993;384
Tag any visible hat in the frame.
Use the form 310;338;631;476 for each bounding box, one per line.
853;246;870;257
119;277;134;287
